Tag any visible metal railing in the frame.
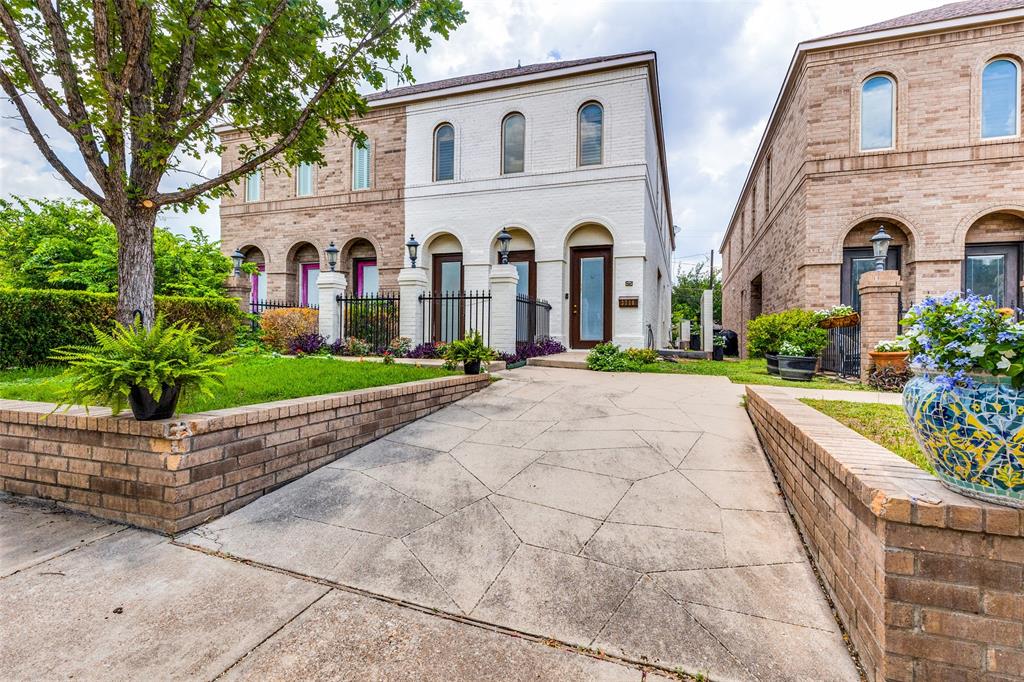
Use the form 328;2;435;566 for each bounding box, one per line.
515;294;552;346
820;325;861;378
251;298;318;316
338;290;400;351
420;290;491;346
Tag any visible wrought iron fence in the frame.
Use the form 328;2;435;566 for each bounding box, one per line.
251;298;318;315
515;294;552;346
338;290;400;351
420;290;491;346
819;325;861;378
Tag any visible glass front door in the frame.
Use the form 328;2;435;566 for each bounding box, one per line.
965;244;1019;308
433;253;463;342
570;246;612;348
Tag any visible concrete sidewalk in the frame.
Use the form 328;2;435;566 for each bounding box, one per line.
1;368;859;680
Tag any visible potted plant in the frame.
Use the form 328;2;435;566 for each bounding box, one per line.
870;339;910;372
441;330;496;375
748;309;823;375
901;292;1024;507
776;318;829;381
712;334;726;361
815;304;859;329
50;317;231;420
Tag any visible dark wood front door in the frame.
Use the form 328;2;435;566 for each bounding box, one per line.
570;246;612;349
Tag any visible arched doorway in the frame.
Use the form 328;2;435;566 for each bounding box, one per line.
239;245;267;304
286;241;321;306
964;211;1024;307
565;223;614;348
340;238;379;295
841;219;913;310
491;227;536;299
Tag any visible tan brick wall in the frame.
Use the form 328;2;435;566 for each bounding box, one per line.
722;20;1024;354
219;105;407;300
858;270;902;380
747;386;1024;681
0;373;487;533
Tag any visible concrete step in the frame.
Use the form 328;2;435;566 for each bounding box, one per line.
527;351;589;369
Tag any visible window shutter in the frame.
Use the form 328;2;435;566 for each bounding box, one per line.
352;142;371;189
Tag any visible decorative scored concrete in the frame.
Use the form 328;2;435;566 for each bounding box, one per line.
179;366;858;680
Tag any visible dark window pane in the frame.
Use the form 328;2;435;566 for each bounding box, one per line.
579;103;603;166
966;254;1007;306
850;258;875;310
435;124;454;181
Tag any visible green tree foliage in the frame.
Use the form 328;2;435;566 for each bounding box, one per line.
0;0;467;324
0;197;231;297
672;261;722;328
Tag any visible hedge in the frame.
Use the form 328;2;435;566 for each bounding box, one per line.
0;288;243;368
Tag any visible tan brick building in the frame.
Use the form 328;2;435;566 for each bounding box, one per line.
721;0;1024;355
219;105;407;304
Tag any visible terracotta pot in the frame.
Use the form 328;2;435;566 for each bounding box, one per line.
869;351;909;372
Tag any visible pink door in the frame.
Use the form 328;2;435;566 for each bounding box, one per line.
250;263;266;305
300;263;320;306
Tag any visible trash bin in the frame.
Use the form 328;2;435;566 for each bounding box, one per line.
720;329;739;357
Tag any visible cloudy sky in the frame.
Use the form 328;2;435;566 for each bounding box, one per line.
0;0;939;271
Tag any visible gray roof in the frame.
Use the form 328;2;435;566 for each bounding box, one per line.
366;51;653;102
817;0;1024;40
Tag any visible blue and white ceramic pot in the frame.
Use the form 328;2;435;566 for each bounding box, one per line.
904;370;1024;507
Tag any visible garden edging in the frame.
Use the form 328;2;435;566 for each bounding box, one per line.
0;373;489;533
746;385;1024;681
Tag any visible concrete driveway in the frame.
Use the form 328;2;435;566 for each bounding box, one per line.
173;366;858;681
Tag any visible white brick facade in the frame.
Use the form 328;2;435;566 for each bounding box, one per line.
396;56;674;348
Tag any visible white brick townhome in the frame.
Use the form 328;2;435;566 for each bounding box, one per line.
386;52;676;350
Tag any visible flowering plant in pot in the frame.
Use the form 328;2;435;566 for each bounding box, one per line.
777;338;824;381
712;334;726;361
441;330;496;375
870;338;910;372
50;316;231;420
901;292;1024;506
748;309;822;375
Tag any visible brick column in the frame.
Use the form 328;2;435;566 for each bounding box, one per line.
858;269;902;381
316;271;347;343
398;267;428;346
489;264;519;355
223;274;251;314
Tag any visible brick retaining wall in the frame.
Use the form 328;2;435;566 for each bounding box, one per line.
746;386;1024;681
0;373;488;534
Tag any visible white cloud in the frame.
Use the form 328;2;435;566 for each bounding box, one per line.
1;0;944;257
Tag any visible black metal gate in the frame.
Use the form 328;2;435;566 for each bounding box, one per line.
820;325;861;378
516;294;551;346
420;290;491;346
337;291;400;351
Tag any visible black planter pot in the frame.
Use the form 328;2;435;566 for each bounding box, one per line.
128;383;181;421
463;359;482;375
712;347;725;361
689;334;701;351
765;353;779;375
778;355;817;382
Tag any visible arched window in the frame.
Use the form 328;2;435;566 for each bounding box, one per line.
982;59;1020;139
296;162;314;196
434;123;455;181
502;112;525;174
860;75;895;151
352;140;371;190
578;102;603;166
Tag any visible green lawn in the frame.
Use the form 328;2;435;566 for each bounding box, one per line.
0;355;457;413
642;358;870;391
801;399;933;474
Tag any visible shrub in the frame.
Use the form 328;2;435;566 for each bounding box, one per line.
0;288;242;367
625;347;660;364
330;336;372;357
388;336;412;357
746;309;824;356
407;342;446;359
289;332;327;355
500;337;567;364
259;308;318;352
586;343;643;372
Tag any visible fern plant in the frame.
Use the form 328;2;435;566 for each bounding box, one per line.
50;316;232;416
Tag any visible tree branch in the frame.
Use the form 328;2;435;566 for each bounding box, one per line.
32;0;111;189
0;1;74;128
154;2;419;206
0;67;105;205
160;0;214;125
172;0;289;142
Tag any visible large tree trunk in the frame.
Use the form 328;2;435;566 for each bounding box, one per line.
115;207;157;327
